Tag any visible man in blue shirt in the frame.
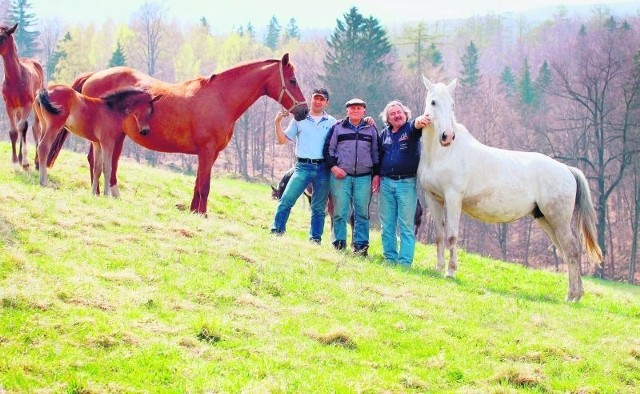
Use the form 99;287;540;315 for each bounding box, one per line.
270;88;337;244
373;100;430;266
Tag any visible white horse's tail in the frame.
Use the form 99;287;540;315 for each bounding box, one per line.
570;167;603;266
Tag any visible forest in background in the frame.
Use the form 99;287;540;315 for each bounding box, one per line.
0;0;639;284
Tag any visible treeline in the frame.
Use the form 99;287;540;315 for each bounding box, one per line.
1;0;639;284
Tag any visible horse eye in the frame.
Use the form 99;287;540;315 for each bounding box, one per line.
431;100;436;106
289;79;297;85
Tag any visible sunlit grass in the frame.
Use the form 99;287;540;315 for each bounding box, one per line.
0;142;639;392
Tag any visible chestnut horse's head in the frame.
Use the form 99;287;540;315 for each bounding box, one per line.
0;23;17;56
273;53;308;121
102;88;161;136
422;76;457;147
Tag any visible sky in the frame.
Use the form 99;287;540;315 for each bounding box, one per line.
28;0;635;33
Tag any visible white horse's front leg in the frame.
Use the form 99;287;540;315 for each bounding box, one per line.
425;193;446;272
444;194;463;278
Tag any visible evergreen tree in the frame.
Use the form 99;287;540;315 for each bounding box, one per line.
459;41;481;97
246;23;256;40
579;24;587;36
46;31;70;80
604;16;616;31
264;16;280;50
322;7;393;114
428;42;442;67
500;65;517;97
534;60;553;109
621;20;631;31
518;58;536;107
283;18;300;42
7;0;39;57
107;41;127;67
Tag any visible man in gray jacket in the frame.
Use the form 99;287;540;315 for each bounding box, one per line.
323;98;380;256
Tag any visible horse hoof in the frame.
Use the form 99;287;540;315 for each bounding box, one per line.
22;163;30;171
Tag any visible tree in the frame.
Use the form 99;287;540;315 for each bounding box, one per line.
459;41;481;98
518;58;535;107
534;60;553;108
264;16;280;50
7;0;39;57
38;18;64;80
47;31;71;81
500;65;517;97
550;25;640;279
322;7;393;115
107;41;127;67
283;18;300;42
130;1;167;77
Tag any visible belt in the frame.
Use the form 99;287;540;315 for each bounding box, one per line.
298;157;324;164
385;174;416;180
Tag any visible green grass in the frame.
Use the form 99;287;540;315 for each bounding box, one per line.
1;142;639;393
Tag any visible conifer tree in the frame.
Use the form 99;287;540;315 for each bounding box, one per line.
283;18;300;42
47;31;70;80
264;16;280;50
518;58;535;107
322;7;393;114
107;41;127;67
7;0;39;57
500;65;517;97
459;41;481;98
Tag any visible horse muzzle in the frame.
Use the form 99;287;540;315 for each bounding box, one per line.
440;131;455;147
292;106;309;121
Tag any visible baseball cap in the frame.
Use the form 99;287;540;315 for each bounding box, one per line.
345;98;367;108
312;88;329;100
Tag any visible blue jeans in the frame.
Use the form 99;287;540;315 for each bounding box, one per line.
271;163;330;240
379;177;417;265
330;174;372;247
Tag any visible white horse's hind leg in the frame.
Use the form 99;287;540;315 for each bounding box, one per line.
426;193;447;272
536;217;583;302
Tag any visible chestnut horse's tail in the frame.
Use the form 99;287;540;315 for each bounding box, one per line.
570;166;603;267
46;72;95;168
37;88;67;168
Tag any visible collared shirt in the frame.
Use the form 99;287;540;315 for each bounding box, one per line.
378;119;422;177
285;111;337;159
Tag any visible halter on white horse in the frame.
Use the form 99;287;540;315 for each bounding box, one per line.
417;76;602;302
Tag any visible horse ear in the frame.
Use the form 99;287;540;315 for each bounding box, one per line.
447;79;457;95
8;24;17;35
422;75;434;91
282;53;290;66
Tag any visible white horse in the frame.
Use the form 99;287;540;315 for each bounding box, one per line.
417;76;602;302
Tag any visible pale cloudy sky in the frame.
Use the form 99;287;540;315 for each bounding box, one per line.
29;0;635;33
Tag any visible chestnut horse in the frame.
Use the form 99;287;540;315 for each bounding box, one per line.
34;86;160;196
49;54;308;213
0;23;44;170
417;76;602;302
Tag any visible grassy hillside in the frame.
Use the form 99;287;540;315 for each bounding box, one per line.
1;142;639;393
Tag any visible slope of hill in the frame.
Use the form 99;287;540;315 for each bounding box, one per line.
0;143;638;392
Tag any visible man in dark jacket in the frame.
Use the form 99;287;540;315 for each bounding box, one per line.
323;98;379;256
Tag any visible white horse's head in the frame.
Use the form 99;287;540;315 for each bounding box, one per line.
422;76;457;147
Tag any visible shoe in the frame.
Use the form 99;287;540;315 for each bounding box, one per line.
332;240;346;250
309;238;321;245
353;244;369;257
270;229;284;236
